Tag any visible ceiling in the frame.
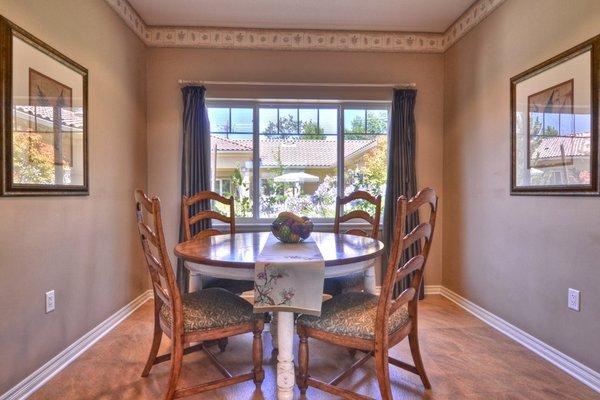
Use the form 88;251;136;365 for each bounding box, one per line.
128;0;476;33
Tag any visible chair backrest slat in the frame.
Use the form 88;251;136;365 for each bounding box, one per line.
146;252;165;277
402;224;432;253
376;187;438;340
135;189;183;332
189;210;232;226
138;221;160;248
182;191;235;241
337;209;375;225
389;287;416;314
153;281;171;306
333;190;382;239
395;255;425;283
184;191;233;205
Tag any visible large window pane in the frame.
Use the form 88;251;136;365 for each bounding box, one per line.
208;107;229;133
344;109;365;136
367;110;388;134
209;132;253;218
319;109;338;135
279;108;298;134
299;109;318;136
259;135;337;219
344;108;389;218
231;108;253;133
259;108;278;135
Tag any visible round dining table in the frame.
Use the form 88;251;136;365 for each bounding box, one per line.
174;231;384;400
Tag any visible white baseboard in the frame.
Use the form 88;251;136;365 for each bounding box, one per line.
4;286;598;397
1;290;153;400
374;285;440;296
424;285;441;295
439;286;600;393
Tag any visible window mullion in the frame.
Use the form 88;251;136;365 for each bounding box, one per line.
277;108;280;136
317;109;321;133
228;108;232;138
337;104;344;200
252;105;260;220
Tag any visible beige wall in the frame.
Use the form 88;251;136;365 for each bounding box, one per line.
0;0;148;392
147;48;445;285
443;0;600;372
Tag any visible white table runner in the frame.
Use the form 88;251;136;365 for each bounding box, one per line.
253;234;325;316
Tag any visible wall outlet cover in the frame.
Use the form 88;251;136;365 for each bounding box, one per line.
45;290;55;313
568;288;580;311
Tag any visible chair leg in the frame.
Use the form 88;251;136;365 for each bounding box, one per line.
408;330;431;389
374;347;392;400
163;337;184;400
270;312;278;350
218;337;228;352
297;327;309;395
141;322;163;377
253;319;265;384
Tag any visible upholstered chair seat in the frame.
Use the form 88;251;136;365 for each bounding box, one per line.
323;272;364;296
297;292;410;340
160;288;257;333
201;276;255;295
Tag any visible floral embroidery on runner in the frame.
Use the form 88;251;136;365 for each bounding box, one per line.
255;264;295;306
253;234;325;316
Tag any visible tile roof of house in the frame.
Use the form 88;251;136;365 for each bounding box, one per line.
211;135;378;167
533;136;590;160
15;105;84;130
211;135;253;151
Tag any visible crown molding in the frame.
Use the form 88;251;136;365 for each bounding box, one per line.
105;0;506;53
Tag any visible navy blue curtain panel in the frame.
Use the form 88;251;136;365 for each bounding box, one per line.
383;89;424;299
177;86;212;290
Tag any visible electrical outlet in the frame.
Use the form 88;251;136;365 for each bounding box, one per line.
45;290;55;313
568;288;580;311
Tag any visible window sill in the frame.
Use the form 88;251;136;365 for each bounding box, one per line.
214;221;380;233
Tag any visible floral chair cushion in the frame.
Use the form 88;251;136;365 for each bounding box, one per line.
160;287;256;333
297;292;410;340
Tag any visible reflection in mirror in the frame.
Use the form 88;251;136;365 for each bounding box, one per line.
513;44;595;192
11;35;86;189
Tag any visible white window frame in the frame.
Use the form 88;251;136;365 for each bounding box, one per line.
207;100;391;224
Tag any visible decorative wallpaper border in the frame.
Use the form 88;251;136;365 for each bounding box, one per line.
148;28;443;53
442;0;506;50
105;0;506;53
105;0;147;41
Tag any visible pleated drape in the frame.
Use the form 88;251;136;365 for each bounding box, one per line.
383;89;424;299
177;86;212;290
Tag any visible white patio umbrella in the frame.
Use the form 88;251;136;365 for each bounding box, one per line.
274;172;320;183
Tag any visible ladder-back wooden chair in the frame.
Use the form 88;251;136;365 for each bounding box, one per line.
333;190;382;239
297;188;437;400
325;190;382;296
182;190;254;295
135;190;264;400
182;191;235;241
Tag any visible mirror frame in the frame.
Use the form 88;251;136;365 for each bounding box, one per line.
0;16;88;196
510;34;600;196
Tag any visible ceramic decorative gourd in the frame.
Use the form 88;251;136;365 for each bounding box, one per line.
271;211;314;243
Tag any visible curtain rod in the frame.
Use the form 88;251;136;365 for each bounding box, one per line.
177;79;416;89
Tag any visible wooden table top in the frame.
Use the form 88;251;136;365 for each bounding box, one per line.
174;231;385;269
